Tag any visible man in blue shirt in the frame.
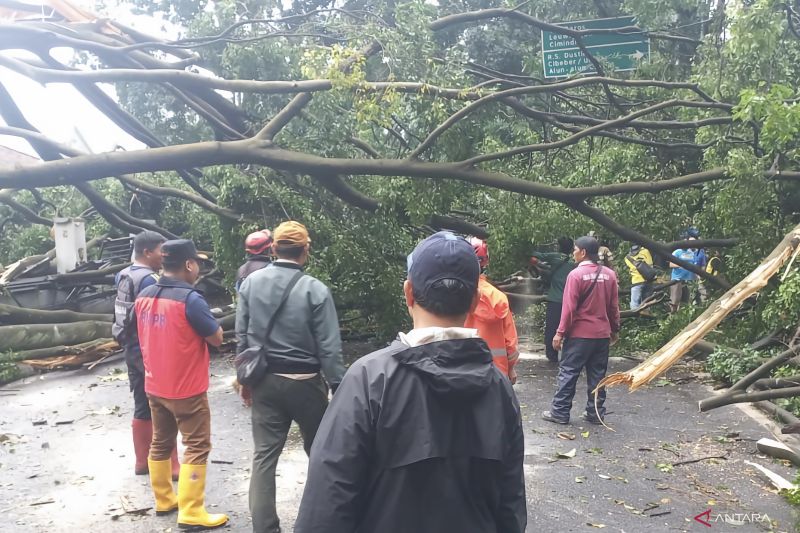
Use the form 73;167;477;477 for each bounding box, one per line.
669;236;703;313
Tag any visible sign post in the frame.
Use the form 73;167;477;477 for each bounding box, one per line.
541;16;650;79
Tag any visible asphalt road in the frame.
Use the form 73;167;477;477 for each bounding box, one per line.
1;346;798;532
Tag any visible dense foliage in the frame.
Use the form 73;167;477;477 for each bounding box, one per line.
3;0;800;341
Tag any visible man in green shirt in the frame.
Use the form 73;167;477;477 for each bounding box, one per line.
531;237;576;363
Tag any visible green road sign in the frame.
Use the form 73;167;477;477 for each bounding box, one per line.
541;16;649;79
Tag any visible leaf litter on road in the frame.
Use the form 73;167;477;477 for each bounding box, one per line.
556;448;577;459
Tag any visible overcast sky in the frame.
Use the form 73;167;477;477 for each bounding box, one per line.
0;0;180;157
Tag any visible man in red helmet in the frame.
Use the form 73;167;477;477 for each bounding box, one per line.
464;237;520;383
236;229;273;291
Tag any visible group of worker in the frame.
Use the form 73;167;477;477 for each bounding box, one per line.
618;227;721;313
531;228;720;323
112;221;630;532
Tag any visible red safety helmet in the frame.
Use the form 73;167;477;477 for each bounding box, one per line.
245;229;273;255
469;237;489;268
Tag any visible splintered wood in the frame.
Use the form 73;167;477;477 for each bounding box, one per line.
599;222;800;392
23;341;119;370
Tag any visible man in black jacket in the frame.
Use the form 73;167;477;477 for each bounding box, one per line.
294;231;527;533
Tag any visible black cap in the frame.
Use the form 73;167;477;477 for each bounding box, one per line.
161;239;206;266
407;232;480;298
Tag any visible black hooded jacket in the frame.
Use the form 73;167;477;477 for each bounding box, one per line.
294;337;527;533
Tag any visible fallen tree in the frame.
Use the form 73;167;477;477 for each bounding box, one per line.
0;321;112;352
600;221;800;392
0;0;755;293
699;347;800;411
0;338;115;363
0;303;110;325
0;0;798;349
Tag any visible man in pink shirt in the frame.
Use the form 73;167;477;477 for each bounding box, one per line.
542;236;620;425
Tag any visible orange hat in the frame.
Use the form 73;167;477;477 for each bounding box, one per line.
274;221;310;247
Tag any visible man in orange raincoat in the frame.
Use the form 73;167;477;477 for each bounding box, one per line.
464;237;520;383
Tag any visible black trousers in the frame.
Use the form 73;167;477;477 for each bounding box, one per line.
125;344;151;420
550;337;610;421
250;373;329;533
544;300;563;362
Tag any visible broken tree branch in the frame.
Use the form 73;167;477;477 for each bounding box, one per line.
672;453;728;466
1;339;115;363
117;175;245;221
699;346;799;411
567;200;728;287
601;222;800;392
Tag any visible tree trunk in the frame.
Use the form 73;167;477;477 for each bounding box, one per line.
698;347;799;411
0;321;112;351
0;303;111;325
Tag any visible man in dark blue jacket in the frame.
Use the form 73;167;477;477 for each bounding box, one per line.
294;231;526;533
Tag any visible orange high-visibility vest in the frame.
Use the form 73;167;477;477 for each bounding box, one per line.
464;275;519;376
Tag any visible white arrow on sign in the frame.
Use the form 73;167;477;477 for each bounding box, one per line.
630;50;645;61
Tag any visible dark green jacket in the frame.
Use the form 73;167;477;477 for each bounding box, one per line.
532;252;576;304
236;261;346;386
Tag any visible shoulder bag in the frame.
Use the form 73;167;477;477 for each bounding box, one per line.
626;253;658;282
236;270;304;386
575;265;602;309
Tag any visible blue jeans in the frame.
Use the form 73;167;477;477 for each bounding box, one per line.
550;338;610;421
630;283;644;309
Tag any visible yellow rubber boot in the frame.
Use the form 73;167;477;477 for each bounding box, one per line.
148;458;178;515
177;463;228;530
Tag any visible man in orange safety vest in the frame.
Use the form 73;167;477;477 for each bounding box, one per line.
464;237;520;383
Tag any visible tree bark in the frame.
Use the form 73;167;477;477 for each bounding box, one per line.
698;346;799;411
699;384;800;411
1;338;114;362
0;303;111;325
0;321;112;351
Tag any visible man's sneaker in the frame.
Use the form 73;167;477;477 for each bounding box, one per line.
580;412;604;425
541;410;569;425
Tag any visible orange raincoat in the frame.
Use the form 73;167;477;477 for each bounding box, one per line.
464;275;519;377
